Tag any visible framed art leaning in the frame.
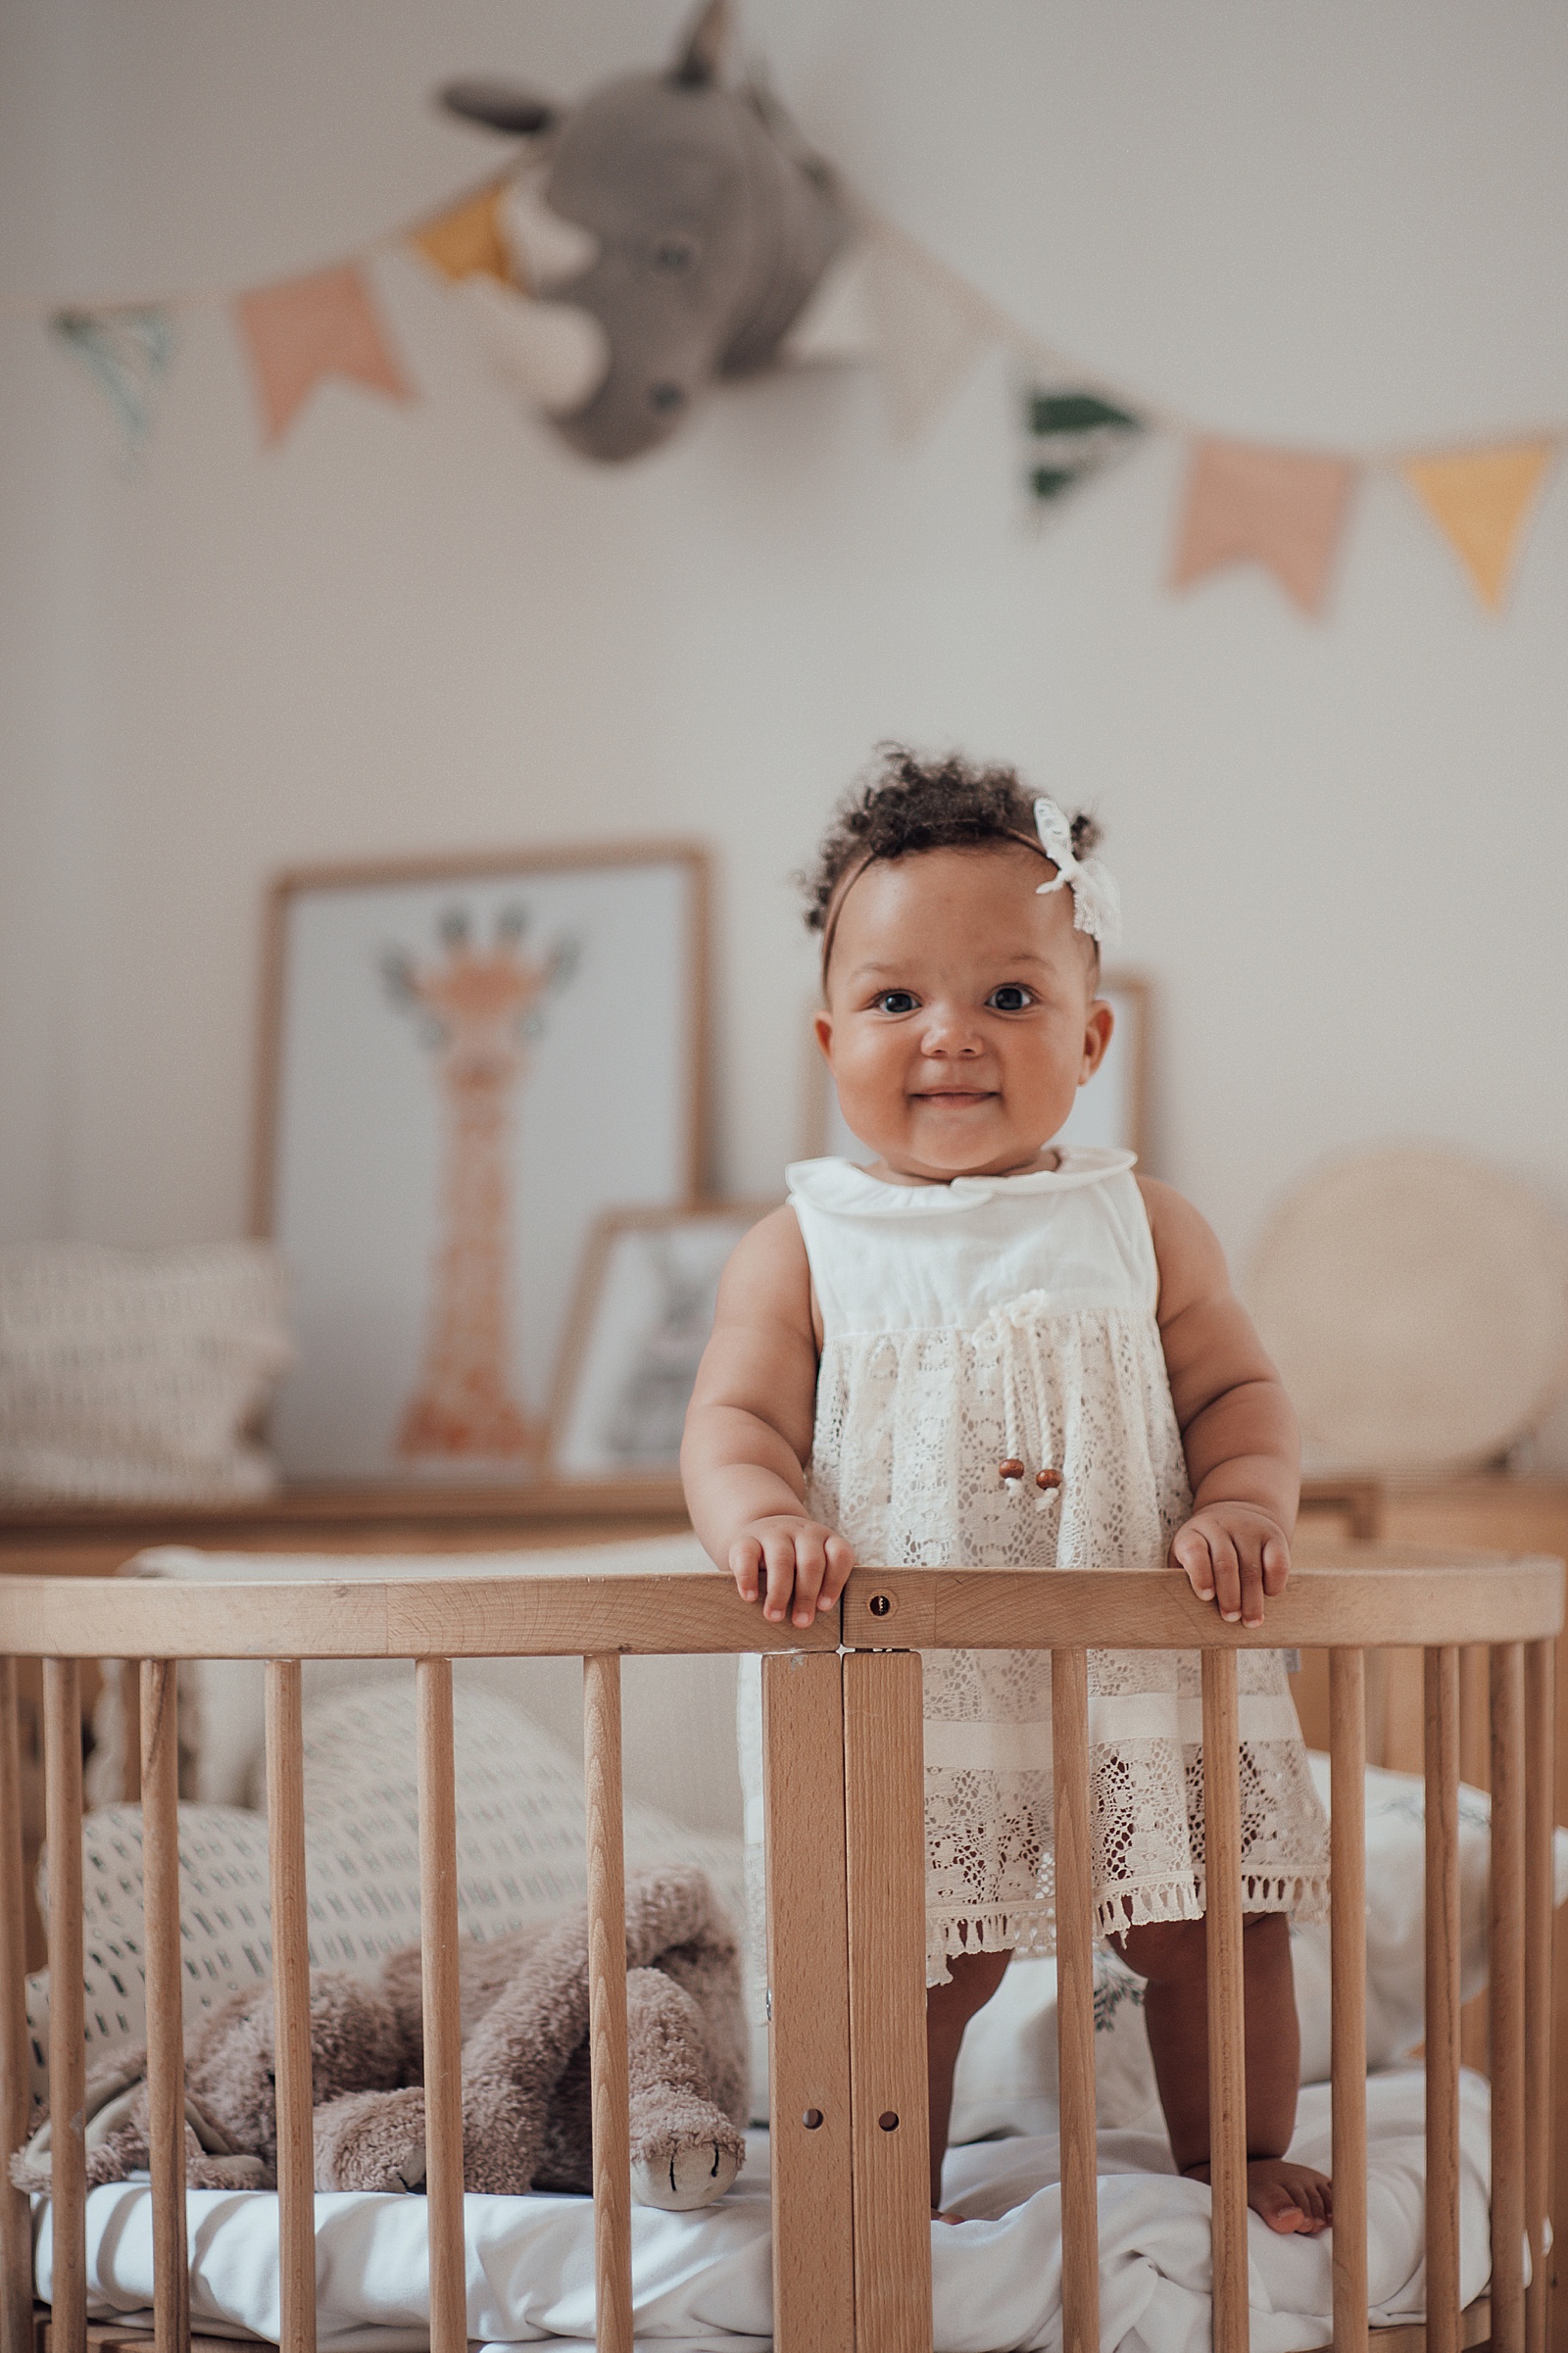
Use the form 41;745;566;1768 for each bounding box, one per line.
253;841;709;1481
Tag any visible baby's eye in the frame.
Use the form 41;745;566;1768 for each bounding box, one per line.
987;984;1036;1012
871;989;918;1014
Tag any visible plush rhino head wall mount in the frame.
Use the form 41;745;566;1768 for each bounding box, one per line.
440;0;848;462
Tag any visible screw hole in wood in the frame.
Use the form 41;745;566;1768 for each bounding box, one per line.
868;1593;892;1618
802;2108;823;2130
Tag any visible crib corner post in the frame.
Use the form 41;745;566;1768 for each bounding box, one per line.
0;1659;32;2353
761;1650;855;2353
842;1646;932;2353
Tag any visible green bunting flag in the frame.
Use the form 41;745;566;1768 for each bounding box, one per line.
53;307;178;452
1023;382;1145;507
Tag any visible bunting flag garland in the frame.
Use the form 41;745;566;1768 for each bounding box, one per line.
24;158;1566;619
1170;438;1358;615
859;231;1001;443
52;306;178;451
1400;440;1556;613
1023;382;1145;507
234;263;412;444
409;180;514;286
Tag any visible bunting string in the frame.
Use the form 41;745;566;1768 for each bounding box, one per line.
16;159;1563;614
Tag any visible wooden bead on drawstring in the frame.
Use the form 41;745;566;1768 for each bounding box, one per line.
1035;1467;1063;1493
998;1458;1025;1483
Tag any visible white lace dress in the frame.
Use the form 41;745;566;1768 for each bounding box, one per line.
779;1146;1330;1988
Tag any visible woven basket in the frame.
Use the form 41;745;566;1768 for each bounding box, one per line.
1246;1144;1568;1476
0;1241;293;1501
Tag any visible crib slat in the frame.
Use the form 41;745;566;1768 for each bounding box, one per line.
1052;1645;1099;2353
1424;1646;1462;2353
44;1660;86;2353
760;1653;855;2353
139;1662;190;2353
1330;1649;1368;2353
265;1663;317;2353
583;1654;632;2353
0;1660;32;2353
1523;1639;1554;2353
842;1648;932;2353
1201;1648;1249;2353
416;1661;466;2353
1490;1644;1526;2353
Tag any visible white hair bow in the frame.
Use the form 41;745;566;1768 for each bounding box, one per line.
1032;796;1122;952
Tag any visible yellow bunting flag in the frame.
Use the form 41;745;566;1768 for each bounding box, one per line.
1401;441;1556;613
1170;438;1357;615
410;181;514;286
234;263;412;445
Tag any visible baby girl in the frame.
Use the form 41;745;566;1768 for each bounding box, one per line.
682;749;1333;2231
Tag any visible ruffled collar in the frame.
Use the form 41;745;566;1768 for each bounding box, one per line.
785;1146;1136;1217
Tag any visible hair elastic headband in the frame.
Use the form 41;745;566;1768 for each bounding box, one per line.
818;794;1122;979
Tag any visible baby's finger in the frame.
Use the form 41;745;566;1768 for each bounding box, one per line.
1238;1542;1266;1629
819;1534;858;1610
1208;1531;1242;1623
1261;1534;1291;1596
760;1534;799;1626
1171;1528;1216;1604
790;1531;828;1630
729;1538;762;1605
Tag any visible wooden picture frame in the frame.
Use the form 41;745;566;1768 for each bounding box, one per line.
548;1201;777;1483
801;967;1154;1168
253;841;710;1482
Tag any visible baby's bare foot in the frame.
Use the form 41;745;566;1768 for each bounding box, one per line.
1183;2158;1332;2234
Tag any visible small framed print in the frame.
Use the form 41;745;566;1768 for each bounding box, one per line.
548;1201;777;1481
802;970;1153;1165
253;841;709;1481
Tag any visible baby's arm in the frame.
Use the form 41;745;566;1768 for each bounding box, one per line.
681;1205;856;1630
1139;1179;1300;1629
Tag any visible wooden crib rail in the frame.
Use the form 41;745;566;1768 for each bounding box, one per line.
0;1549;1561;2353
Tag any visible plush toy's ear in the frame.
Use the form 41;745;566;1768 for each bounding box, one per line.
438;80;558;136
670;0;732;87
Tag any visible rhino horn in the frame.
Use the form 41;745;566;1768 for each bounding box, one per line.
459;276;611;417
439;79;558;137
670;0;733;88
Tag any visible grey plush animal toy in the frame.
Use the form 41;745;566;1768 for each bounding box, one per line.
12;1867;748;2214
439;0;847;461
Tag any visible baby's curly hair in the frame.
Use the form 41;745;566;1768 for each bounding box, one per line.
802;745;1102;938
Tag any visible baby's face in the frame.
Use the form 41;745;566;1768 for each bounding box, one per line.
817;843;1113;1184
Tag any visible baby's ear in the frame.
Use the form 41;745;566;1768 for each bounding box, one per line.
1080;996;1114;1079
812;1008;834;1060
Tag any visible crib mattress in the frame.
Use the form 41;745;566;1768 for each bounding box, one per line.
32;2070;1494;2353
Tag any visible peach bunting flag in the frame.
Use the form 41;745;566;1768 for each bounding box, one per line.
1401;441;1556;613
410;181;514;286
1170;437;1358;615
234;263;412;445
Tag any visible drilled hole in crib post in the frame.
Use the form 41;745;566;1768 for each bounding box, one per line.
140;1659;190;2353
584;1653;632;2353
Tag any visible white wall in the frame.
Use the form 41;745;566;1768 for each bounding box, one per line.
4;0;1568;1456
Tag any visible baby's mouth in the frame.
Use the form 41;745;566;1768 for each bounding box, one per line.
914;1089;995;1107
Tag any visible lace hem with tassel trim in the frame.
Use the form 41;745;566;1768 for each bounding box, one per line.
925;1867;1333;1986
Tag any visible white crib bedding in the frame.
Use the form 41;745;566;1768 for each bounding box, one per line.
32;2071;1494;2353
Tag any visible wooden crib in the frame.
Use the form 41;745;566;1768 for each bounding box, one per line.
0;1545;1560;2353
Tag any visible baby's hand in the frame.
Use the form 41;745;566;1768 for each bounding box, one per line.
1171;1506;1291;1630
729;1516;857;1632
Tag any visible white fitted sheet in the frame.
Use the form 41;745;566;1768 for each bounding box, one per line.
32;2071;1495;2353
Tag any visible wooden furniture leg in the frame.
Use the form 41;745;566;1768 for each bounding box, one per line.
843;1648;931;2353
761;1653;854;2353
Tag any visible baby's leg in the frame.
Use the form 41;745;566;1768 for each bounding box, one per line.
926;1946;1011;2212
1116;1913;1330;2235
